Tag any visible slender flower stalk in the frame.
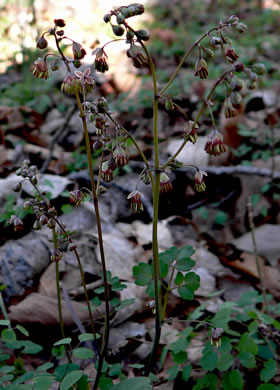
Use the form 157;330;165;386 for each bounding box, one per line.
74;90;110;389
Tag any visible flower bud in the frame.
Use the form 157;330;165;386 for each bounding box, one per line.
252;63;266;75
112;24;125;36
54;19;66;27
72;42;86;60
234;62;245;72
56;30;64;37
165;98;174;111
93;140;104;151
51;59;60;72
209;36;221;47
103;13;111;23
68;244;77;251
230;78;244;92
69;189;85;206
73;60;82;68
120;3;145;18
96;97;109;114
47;218;56;229
13;182;22;192
33;220;42;230
230;91;243;109
223;37;233;46
117;13;125;24
236;22;247;33
249;72;258;81
247;80;257;90
31;176;37;185
37;35;48;50
141;170;150;185
202;47;214;60
24;200;33;210
135;29;150;41
40;215;48;225
16;168;22;176
227;15;239;26
51;248;63;262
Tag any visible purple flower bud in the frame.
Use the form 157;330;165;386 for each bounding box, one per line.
37;35;48;50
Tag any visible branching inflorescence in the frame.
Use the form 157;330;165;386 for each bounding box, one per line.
16;3;266;387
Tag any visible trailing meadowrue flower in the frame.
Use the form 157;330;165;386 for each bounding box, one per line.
224;97;237;118
127;190;144;213
113;146;129;167
224;46;239;63
51;248;63;262
184;121;199;144
9;215;24;232
32;58;49;79
194;170;207;192
69;189;86;206
205;128;226;156
160;172;173;193
195;58;208;79
101;161;114;182
61;72;80;94
127;44;148;68
72;41;86;60
75;68;95;94
93;48;109;73
211;327;224;347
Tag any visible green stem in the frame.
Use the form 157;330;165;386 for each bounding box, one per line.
52;217;100;354
159;24;229;95
0;292;10;328
75;91;110;390
161;264;176;321
134;36;162;376
161;68;232;170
